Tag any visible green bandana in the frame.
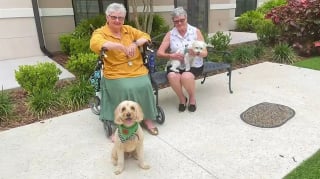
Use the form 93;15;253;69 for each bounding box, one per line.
118;122;138;143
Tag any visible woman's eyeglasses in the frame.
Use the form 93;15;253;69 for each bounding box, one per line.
108;15;125;21
173;18;186;24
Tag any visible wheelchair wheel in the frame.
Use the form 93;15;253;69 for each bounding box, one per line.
103;120;113;137
155;105;165;124
89;96;100;115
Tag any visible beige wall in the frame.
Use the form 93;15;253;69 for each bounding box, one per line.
209;0;236;32
0;18;43;60
0;0;42;60
38;0;75;52
0;0;75;61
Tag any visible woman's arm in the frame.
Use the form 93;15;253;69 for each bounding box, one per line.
156;32;171;59
90;28;126;54
156;32;184;61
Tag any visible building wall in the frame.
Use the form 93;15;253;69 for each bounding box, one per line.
209;0;236;32
38;0;75;53
0;0;42;60
0;0;75;61
1;0;267;60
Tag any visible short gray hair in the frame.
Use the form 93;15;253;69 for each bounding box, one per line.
105;3;126;16
170;7;187;19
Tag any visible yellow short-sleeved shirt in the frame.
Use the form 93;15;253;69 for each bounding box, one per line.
90;25;151;79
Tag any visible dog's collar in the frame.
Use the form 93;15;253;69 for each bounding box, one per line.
118;122;139;143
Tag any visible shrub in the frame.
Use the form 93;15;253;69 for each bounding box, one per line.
27;88;60;117
69;37;91;56
256;19;281;45
232;45;256;64
265;0;320;56
208;31;231;51
0;88;13;122
272;43;296;64
61;77;94;110
59;33;73;54
236;10;264;32
66;52;98;79
150;14;170;38
15;62;62;95
206;31;232;62
74;14;105;38
256;0;287;14
253;44;265;59
59;15;106;56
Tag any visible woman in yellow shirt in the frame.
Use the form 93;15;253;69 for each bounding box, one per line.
90;3;158;139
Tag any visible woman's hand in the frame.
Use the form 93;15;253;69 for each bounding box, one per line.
126;43;137;58
170;52;184;61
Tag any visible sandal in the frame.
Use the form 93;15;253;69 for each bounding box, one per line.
140;120;159;136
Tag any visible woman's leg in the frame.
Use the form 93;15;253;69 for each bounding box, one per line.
167;72;186;104
181;72;196;105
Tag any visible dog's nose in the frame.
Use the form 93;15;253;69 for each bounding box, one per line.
126;113;131;117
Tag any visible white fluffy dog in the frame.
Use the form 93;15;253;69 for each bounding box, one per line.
111;100;150;175
168;40;207;72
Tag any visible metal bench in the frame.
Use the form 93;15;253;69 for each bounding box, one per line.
147;46;233;93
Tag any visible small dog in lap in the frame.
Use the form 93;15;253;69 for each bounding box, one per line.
111;100;150;175
168;40;207;72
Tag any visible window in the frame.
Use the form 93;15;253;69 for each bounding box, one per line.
72;0;126;25
174;0;209;33
235;0;257;17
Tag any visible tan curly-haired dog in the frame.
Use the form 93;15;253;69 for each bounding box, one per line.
111;100;150;175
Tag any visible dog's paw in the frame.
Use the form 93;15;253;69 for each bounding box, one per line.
114;167;124;175
139;162;151;170
112;159;117;166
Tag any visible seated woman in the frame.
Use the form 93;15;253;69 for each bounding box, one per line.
90;3;158;139
157;7;208;112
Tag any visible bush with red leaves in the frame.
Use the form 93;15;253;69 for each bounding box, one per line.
265;0;320;56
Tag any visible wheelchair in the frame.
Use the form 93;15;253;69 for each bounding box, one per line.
89;44;165;137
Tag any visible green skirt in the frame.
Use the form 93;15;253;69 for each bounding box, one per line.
100;74;157;122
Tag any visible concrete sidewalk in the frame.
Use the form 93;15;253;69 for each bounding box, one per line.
1;62;320;179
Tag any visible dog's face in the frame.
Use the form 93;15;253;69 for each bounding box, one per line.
114;100;144;127
191;41;207;53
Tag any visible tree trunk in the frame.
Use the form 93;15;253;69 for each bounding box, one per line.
129;0;154;34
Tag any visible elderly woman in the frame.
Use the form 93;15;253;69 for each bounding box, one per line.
157;7;208;112
90;3;158;138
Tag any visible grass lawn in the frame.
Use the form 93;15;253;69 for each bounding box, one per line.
284;149;320;179
293;56;320;70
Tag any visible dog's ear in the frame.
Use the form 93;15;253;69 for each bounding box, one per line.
114;102;124;125
134;102;144;122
